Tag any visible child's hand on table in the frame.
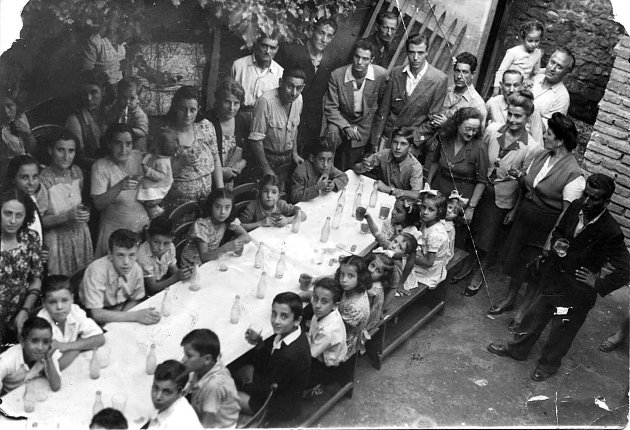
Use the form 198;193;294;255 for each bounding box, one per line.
134;307;161;325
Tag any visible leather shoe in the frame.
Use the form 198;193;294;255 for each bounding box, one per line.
487;342;513;358
462;286;480;296
531;368;555;382
487;303;515;315
600;334;623;352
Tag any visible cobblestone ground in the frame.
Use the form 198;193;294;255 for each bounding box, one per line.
315;267;629;428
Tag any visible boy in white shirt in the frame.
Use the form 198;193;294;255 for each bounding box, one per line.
38;275;105;370
148;360;203;430
0;316;61;394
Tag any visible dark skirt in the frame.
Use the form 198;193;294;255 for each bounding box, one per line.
502;198;561;277
471;184;510;252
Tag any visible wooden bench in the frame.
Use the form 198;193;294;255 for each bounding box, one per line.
364;248;468;370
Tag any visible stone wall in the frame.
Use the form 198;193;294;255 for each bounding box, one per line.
582;36;630;244
498;0;626;124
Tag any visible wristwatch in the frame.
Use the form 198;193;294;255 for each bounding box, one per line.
389;188;394;196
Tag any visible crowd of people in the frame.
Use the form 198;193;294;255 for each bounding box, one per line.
1;11;629;429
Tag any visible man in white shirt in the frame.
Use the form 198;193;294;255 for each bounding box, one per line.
231;34;283;126
148;360;203;430
372;33;448;163
531;48;574;128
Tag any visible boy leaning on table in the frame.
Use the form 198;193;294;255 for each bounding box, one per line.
0;316;61;395
235;292;311;426
79;229;161;326
180;329;240;428
289;139;349;203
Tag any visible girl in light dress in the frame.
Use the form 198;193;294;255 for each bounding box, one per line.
40;129;93;276
443;190;467;265
137;128;176;219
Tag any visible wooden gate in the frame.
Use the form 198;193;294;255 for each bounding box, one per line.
362;0;467;74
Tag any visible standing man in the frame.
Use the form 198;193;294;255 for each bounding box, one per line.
531;48;574;128
486;69;544;143
322;39;388;171
365;11;399;68
487;173;630;382
352;128;423;199
231;34;283;127
373;33;448;164
276;18;341;155
249;67;305;191
432;52;487;127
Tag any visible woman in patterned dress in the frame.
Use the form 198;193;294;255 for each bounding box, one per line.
162;86;224;213
0;188;43;345
40;128;93;275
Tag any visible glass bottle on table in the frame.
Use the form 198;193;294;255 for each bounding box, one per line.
23;380;36;413
275;251;286;278
355;177;364;195
352;193;362;217
337;187;346;210
161;287;173;317
291;208;302;233
257;271;267;299
92;390;104;415
369;182;378;207
331;204;343;229
146;344;157;375
189;265;201;291
254;242;264;268
89;349;100;379
230;295;241;324
320;217;331;243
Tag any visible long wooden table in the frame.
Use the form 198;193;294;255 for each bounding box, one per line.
1;171;395;429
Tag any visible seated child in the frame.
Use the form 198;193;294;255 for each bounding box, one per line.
80;229;161;326
361;197;421;291
0;316;61;394
289;139;349;203
148;360;203;429
90;408;129;429
376;232;419;309
137;128;176;220
137;217;192;296
181;329;240;428
335;256;371;361
415;191;451;289
237;292;311;425
444;190;466;265
181;188;251;266
37;275;105;370
109;77;149;149
364;252;396;330
239;174;307;231
306;278;347;390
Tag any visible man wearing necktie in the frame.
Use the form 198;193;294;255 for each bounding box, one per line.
487;173;629;382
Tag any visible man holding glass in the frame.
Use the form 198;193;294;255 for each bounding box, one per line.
487;173;629;382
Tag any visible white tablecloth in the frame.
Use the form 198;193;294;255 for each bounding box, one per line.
0;172;394;429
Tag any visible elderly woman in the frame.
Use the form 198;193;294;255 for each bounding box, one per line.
91;123;149;257
462;90;542;296
428;107;488;280
65;70;112;168
162;86;223;213
0;188;43;344
207;78;248;188
489;112;584;315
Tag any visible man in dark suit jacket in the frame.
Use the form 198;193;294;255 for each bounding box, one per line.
364;10;399;68
275;18;343;155
237;292;311;425
487;173;630;381
372;33;448;164
322;39;388;171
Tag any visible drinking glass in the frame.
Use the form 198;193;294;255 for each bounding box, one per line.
299;273;313;291
218;253;228;271
360;222;369;234
379;204;391;220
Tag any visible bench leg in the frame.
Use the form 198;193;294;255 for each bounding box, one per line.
366;323;387;370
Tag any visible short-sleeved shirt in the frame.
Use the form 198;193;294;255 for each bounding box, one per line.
232;55;283;107
38;304;103;343
249;88;302;153
80;255;145;309
0;344;61;395
308;308;347;367
441;85;487;124
368;149;424;192
180;218;230;266
136;241;176;281
531;73;570;126
185;360;241;428
239;199;299;224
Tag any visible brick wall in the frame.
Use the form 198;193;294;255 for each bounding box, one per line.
500;0;626;124
582;36;630;244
